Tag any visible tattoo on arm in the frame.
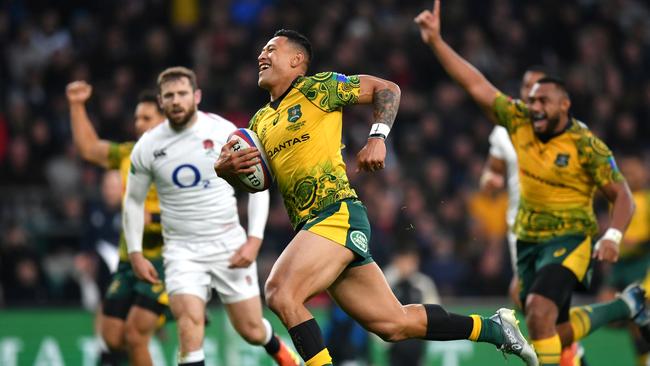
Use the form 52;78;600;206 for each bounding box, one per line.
372;89;399;128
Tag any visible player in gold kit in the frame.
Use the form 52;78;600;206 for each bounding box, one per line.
216;29;538;366
66;81;166;366
415;1;647;365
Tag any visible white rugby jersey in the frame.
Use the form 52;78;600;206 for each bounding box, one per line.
488;125;519;228
123;111;268;250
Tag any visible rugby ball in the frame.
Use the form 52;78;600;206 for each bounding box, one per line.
227;128;273;192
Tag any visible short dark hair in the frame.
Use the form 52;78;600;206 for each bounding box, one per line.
536;76;569;97
137;90;162;113
274;29;312;64
157;66;198;92
525;65;551;76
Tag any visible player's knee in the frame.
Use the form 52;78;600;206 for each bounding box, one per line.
124;322;149;348
264;279;289;313
525;294;557;334
176;311;203;333
233;319;267;345
101;326;125;351
370;319;409;343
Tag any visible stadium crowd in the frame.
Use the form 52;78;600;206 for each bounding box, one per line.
1;0;650;307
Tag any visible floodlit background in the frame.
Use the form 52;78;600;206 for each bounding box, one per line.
0;0;649;365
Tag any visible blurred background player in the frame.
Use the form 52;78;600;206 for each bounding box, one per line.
597;155;650;364
66;81;166;366
216;29;537;366
123;66;300;366
479;66;546;308
480;65;589;366
416;1;645;365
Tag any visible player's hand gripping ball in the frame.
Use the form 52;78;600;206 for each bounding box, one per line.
227;128;273;192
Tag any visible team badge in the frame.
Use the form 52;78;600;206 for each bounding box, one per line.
203;139;218;158
554;153;570;167
349;230;368;253
287;104;302;123
553;248;567;257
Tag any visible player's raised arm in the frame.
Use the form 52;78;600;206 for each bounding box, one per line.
355;75;401;173
65;81;111;168
415;0;501;121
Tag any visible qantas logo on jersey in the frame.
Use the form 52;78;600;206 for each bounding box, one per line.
267;133;310;158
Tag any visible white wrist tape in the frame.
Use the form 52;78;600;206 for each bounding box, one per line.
369;123;391;139
601;228;623;245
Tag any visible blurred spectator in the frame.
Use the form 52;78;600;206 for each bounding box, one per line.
0;223;48;306
76;170;123;309
383;245;440;366
324;304;369;366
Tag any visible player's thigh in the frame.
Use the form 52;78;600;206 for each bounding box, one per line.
266;229;355;302
327;262;422;336
224;295;265;339
225;296;263;327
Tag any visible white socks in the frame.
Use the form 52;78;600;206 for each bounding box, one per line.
178;349;204;364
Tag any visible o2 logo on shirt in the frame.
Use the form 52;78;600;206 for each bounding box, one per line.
172;164;210;188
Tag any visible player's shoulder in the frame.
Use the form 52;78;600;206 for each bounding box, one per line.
570;119;613;156
490;125;509;137
133;122;169;154
294;71;355;87
568;118;598;143
199;110;236;129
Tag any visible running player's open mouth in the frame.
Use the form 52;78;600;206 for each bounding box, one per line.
259;63;271;73
531;112;547;128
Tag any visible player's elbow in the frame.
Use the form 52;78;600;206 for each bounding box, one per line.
627;195;636;218
384;80;401;102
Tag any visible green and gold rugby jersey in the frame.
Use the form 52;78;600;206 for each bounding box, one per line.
249;72;360;228
620;190;650;258
493;93;624;242
108;142;164;261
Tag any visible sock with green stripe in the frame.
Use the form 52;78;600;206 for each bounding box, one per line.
569;298;630;341
469;315;506;346
532;334;561;365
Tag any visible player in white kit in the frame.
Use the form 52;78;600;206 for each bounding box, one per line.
123;66;301;366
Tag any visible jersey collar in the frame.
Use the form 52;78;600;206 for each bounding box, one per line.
536;115;574;143
269;76;303;110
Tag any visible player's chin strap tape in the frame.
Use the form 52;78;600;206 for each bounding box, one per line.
368;123;391;140
595;228;623;251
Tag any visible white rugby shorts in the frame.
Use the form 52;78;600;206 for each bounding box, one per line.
163;226;260;304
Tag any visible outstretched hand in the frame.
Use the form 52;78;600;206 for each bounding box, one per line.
357;138;386;173
414;0;442;46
